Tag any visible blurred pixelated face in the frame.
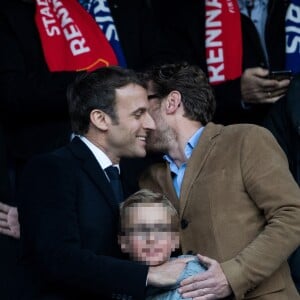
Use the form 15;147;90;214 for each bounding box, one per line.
119;204;179;266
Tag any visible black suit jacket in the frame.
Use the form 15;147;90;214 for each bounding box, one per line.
18;137;148;300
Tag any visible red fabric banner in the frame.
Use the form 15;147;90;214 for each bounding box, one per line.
205;0;243;85
35;0;118;72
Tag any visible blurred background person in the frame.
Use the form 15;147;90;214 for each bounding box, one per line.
151;0;293;125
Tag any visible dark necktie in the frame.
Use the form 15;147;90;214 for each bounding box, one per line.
105;166;124;203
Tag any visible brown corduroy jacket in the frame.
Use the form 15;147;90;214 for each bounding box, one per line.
140;122;300;300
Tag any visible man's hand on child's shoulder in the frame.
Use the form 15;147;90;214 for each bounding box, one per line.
147;256;194;287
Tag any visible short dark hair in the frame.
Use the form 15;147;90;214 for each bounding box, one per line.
67;66;146;135
119;189;179;233
145;62;216;125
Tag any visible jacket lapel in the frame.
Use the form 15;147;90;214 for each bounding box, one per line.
165;163;180;212
180;123;223;218
67;137;120;214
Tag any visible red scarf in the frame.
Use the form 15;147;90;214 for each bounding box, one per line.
35;0;118;72
205;0;242;85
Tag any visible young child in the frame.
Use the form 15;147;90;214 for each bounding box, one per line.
118;189;206;300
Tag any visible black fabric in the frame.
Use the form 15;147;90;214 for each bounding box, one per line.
16;137;148;300
264;74;300;186
0;0;77;194
263;73;300;293
105;166;124;203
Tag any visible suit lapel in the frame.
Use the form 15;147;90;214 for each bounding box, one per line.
180;123;223;218
165;163;180;212
68;137;120;214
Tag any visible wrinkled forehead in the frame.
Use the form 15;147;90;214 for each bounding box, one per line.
125;204;172;226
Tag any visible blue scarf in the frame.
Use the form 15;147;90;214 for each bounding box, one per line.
285;0;300;75
78;0;127;67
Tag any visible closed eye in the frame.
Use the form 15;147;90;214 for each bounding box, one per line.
132;108;146;119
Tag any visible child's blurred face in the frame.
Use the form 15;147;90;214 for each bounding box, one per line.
119;203;179;266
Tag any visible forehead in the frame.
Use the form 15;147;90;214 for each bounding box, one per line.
115;83;148;111
126;204;171;225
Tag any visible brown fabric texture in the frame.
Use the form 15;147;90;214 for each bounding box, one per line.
140;122;300;300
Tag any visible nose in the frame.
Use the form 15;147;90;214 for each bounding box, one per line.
146;232;156;244
143;112;156;130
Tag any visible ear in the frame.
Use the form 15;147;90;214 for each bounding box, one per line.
118;234;130;253
171;232;180;251
165;91;181;114
90;109;109;131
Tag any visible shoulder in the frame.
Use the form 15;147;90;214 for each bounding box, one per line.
222;123;269;134
21;146;77;183
206;122;274;144
205;123;286;163
217;123;275;143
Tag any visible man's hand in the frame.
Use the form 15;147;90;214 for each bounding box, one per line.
178;254;232;300
147;256;193;287
241;67;290;104
0;202;20;239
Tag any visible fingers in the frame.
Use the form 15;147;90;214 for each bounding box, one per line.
180;254;215;286
181;289;215;299
179;276;212;292
0;227;18;238
0;202;10;213
0;212;8;221
179;272;230;299
197;254;214;266
264;93;284;102
180;254;232;299
262;86;288;103
179;278;218;299
262;78;290;90
193;295;215;300
261;78;290;98
0;220;9;228
0;209;20;239
180;270;211;286
244;67;269;78
248;82;288;104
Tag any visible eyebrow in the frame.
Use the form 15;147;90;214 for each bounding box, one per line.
130;107;147;116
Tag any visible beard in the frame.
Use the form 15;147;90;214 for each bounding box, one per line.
146;125;174;154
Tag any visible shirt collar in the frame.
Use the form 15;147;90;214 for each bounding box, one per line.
79;136;120;172
164;126;204;167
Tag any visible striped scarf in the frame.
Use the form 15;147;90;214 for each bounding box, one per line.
35;0;119;72
286;0;300;75
205;0;243;85
78;0;127;67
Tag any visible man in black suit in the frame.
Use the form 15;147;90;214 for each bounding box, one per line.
0;0;168;199
0;2;170;296
16;66;188;300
